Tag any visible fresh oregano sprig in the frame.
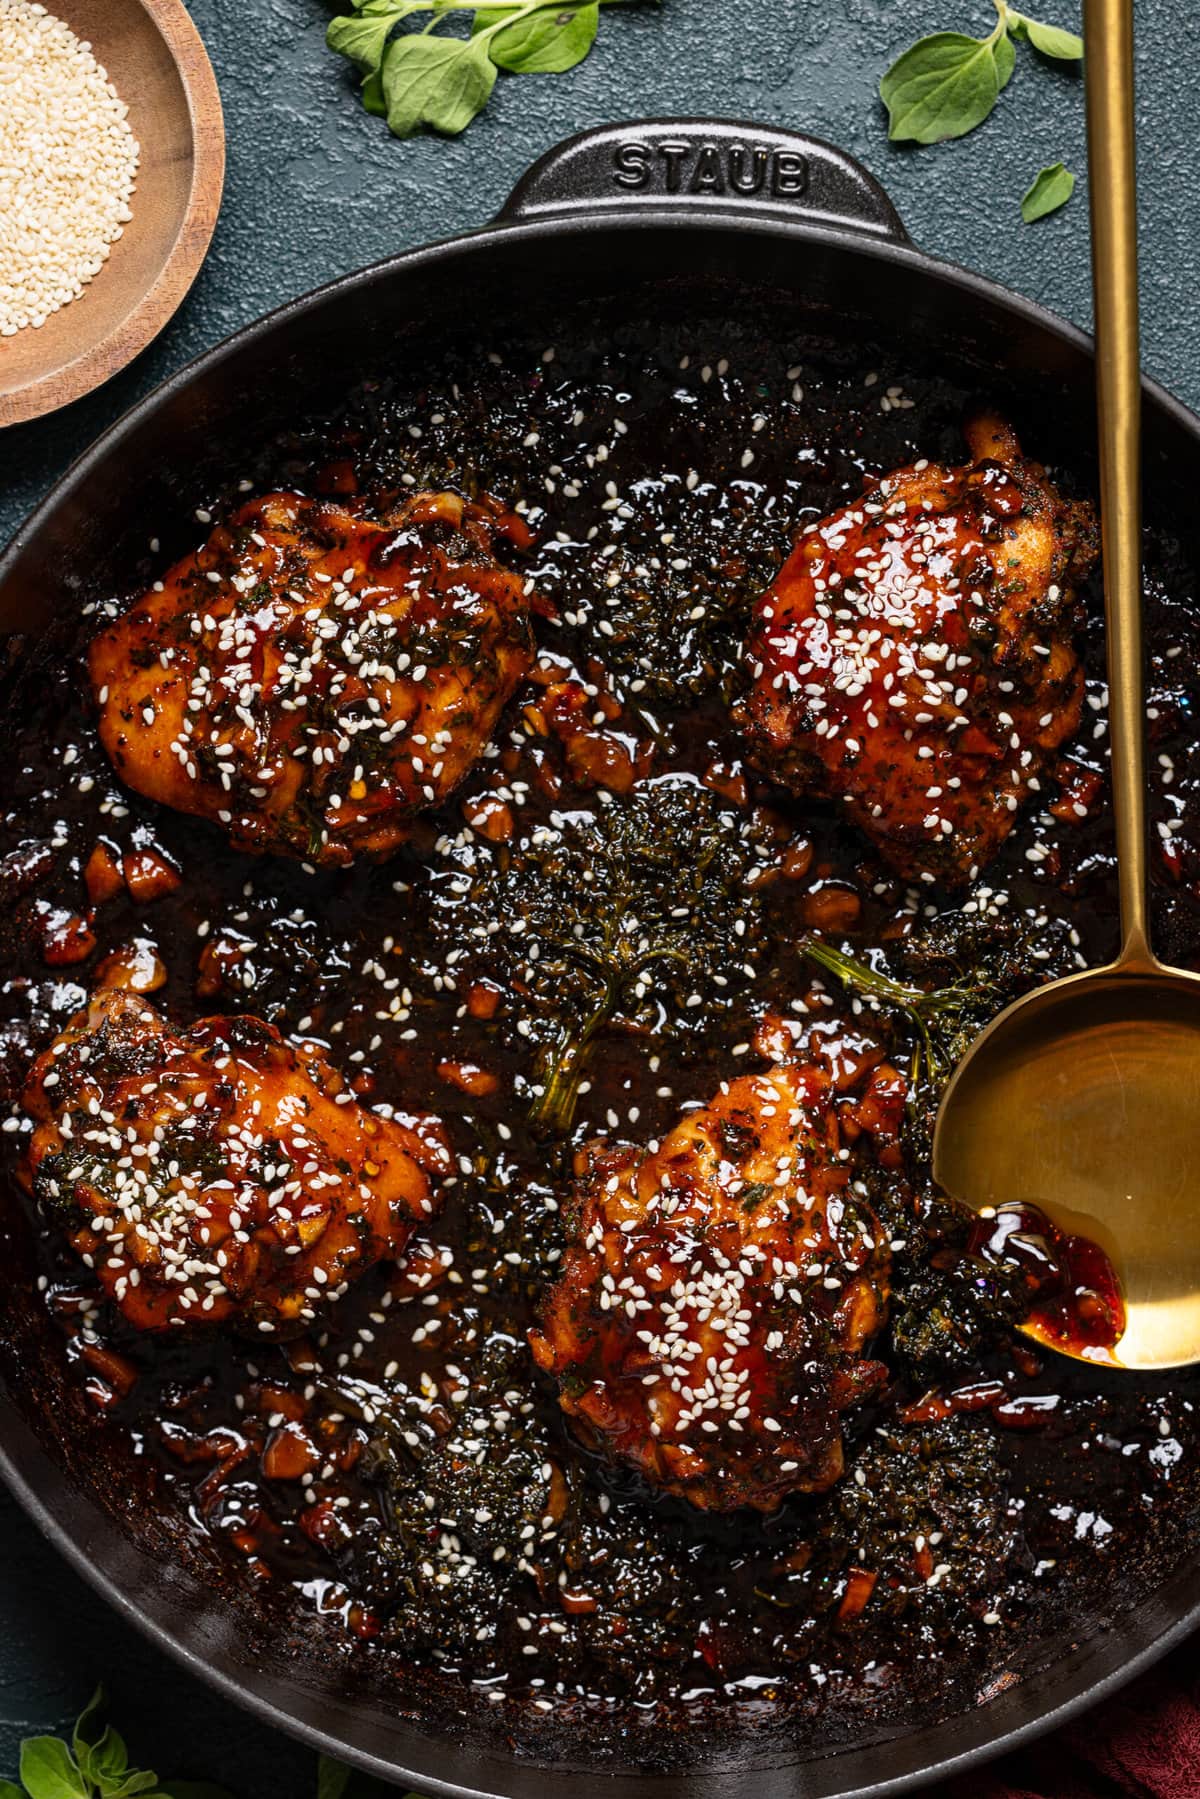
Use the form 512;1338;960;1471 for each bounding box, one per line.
880;0;1081;145
0;1688;234;1799
326;0;651;138
0;1703;415;1799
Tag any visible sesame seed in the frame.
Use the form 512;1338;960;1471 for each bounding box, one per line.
0;0;140;338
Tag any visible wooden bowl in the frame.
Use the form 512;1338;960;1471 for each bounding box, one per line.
0;0;224;428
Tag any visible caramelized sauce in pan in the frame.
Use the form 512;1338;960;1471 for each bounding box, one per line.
1;295;1199;1767
970;1202;1126;1364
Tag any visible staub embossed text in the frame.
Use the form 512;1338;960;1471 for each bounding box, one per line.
612;138;809;199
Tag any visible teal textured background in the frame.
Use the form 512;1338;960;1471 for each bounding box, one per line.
0;0;1196;1789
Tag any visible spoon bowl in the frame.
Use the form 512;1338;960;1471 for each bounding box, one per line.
932;0;1200;1372
934;964;1200;1369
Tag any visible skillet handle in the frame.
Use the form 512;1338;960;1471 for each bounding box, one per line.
499;118;910;243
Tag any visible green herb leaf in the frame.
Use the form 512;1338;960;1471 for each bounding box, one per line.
109;1773;167;1799
1010;13;1084;59
327;0;645;139
17;1737;87;1799
326;7;402;77
316;1755;354;1799
1021;160;1075;219
993;26;1015;89
477;3;600;74
8;1698;236;1799
71;1689;105;1763
81;1727;131;1790
381;32;498;136
68;1691;140;1796
880;27;1013;144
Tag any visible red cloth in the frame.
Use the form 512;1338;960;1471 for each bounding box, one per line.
933;1638;1200;1799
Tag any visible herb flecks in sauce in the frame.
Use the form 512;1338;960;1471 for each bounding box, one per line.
429;775;778;1136
1;301;1199;1767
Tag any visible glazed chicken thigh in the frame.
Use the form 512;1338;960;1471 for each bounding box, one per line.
21;990;450;1334
738;417;1097;885
529;1062;890;1513
89;489;537;866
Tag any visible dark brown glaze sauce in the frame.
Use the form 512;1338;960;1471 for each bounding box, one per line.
970;1202;1126;1364
2;296;1200;1771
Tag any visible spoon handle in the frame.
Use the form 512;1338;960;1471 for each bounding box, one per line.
1083;0;1153;970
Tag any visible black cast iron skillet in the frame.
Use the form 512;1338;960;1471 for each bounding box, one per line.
2;118;1198;1799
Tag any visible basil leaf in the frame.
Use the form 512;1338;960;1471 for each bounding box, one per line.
478;4;600;74
72;1688;106;1761
81;1725;130;1789
993;27;1016;90
361;69;387;115
0;1782;24;1799
1021;160;1075;220
326;4;404;76
880;30;1010;144
103;1772;161;1798
382;32;497;135
1012;14;1084;59
18;1737;87;1799
316;1754;354;1799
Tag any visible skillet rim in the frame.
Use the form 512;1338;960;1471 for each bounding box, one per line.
2;195;1200;1799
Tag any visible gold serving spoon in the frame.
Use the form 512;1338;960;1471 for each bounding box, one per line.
933;0;1200;1371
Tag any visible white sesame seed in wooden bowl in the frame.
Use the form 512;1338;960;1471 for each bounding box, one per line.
0;0;224;428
